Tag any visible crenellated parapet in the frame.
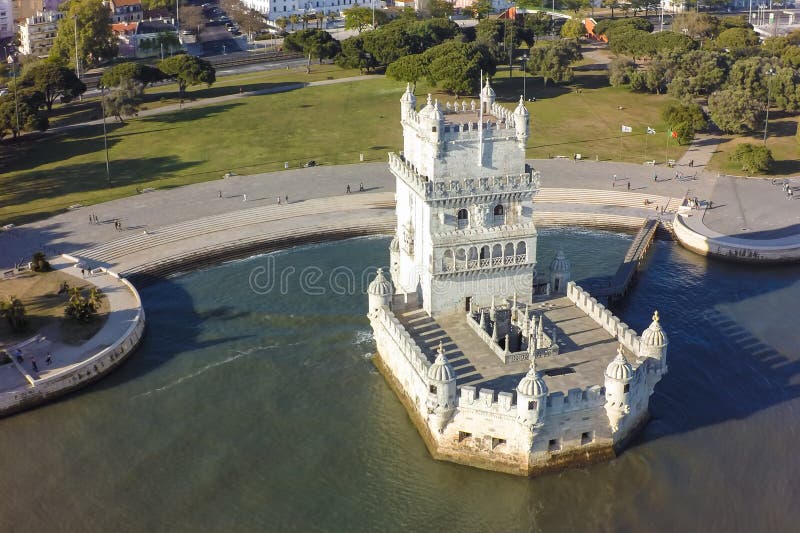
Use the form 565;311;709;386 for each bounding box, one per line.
388;152;540;203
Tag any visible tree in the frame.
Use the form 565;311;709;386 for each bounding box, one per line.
181;5;205;35
672;12;720;41
528;39;582;87
708;88;762;134
608;57;636;86
158;55;216;98
49;0;118;69
661;101;706;145
472;0;493;20
386;54;427;89
602;0;621;18
0;89;49;139
31;252;51;272
422;40;496;96
667;50;729;100
717;27;760;50
336;36;378;73
20;61;86;111
344;6;388;33
284;29;341;70
64;286;102;323
428;0;454;19
730;143;773;174
651;31;697;55
100;62;164;89
0;296;27;332
103;79;143;123
560;19;586;40
521;12;552;42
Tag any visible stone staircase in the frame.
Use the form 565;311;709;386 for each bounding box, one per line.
536;188;683;213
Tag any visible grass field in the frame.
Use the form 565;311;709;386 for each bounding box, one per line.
1;66;687;226
707;112;800;177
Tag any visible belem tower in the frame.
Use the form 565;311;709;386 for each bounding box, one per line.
367;82;669;476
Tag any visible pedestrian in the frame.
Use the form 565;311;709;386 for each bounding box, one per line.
689;160;693;167
219;190;222;199
675;171;679;179
653;173;657;182
359;182;364;192
627;181;631;191
81;268;85;278
346;184;351;194
46;353;52;366
277;196;281;205
709;200;713;209
243;194;247;202
285;194;289;204
31;357;38;372
89;215;93;224
15;350;23;364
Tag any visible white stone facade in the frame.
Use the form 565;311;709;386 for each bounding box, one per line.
0;0;13;39
243;0;359;20
368;84;669;475
18;10;65;57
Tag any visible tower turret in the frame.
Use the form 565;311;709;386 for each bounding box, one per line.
513;95;529;145
367;268;393;314
480;78;496;113
604;345;634;432
640;310;668;369
549;249;571;295
426;342;457;432
400;83;416;117
516;347;548;425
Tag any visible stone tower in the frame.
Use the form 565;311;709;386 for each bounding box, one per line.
426;341;457;432
604;345;634;433
549;249;571;295
388;82;541;316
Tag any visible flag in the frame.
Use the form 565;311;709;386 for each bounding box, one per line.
647;127;656;135
621;125;632;133
671;130;678;139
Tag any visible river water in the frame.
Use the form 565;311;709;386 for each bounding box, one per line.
1;232;799;532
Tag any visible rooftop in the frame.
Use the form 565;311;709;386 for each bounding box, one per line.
111;0;143;7
394;293;621;394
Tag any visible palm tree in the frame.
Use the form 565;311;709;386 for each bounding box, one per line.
289;14;300;31
1;296;27;332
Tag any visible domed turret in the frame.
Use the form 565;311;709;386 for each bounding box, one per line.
549;249;571;295
604;345;634;432
513;95;530;145
516;342;548;425
426;342;457;432
605;346;633;381
480;78;496;113
367;268;393;313
640;311;668;365
400;83;416;117
418;93;434;118
429;99;444;123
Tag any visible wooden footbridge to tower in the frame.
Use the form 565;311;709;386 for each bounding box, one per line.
588;218;660;301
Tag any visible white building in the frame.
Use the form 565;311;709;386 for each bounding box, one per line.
18;10;64;56
243;0;359;20
367;83;669;476
0;0;13;39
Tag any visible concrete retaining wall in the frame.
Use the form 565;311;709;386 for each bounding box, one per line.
673;213;800;263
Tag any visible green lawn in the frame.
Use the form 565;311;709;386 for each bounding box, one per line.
707;112;800;177
1;70;684;226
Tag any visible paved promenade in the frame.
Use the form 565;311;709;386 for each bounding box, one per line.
3;155;799;270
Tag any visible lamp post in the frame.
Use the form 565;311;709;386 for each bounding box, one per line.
5;52;20;139
521;54;529;102
73;15;80;79
99;86;111;185
764;68;776;144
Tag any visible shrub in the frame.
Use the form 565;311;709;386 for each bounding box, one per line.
0;296;27;332
64;287;103;323
730;143;774;174
31;251;51;272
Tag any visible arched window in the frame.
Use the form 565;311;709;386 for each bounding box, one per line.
455;248;467;269
493;204;505;225
468;247;478;262
516;241;526;259
457;208;469;229
443;249;454;271
492;244;503;258
480;245;490;261
504;243;514;258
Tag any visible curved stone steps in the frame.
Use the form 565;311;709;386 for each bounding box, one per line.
535;188;680;211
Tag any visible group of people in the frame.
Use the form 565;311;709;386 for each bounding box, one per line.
345;182;365;194
221;191;289;204
12;348;52;374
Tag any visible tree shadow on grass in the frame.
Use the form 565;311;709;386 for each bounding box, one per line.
1;156;199;220
144;81;301;106
138;101;244;124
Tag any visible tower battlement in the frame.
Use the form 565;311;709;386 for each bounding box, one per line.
388;152;540;203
